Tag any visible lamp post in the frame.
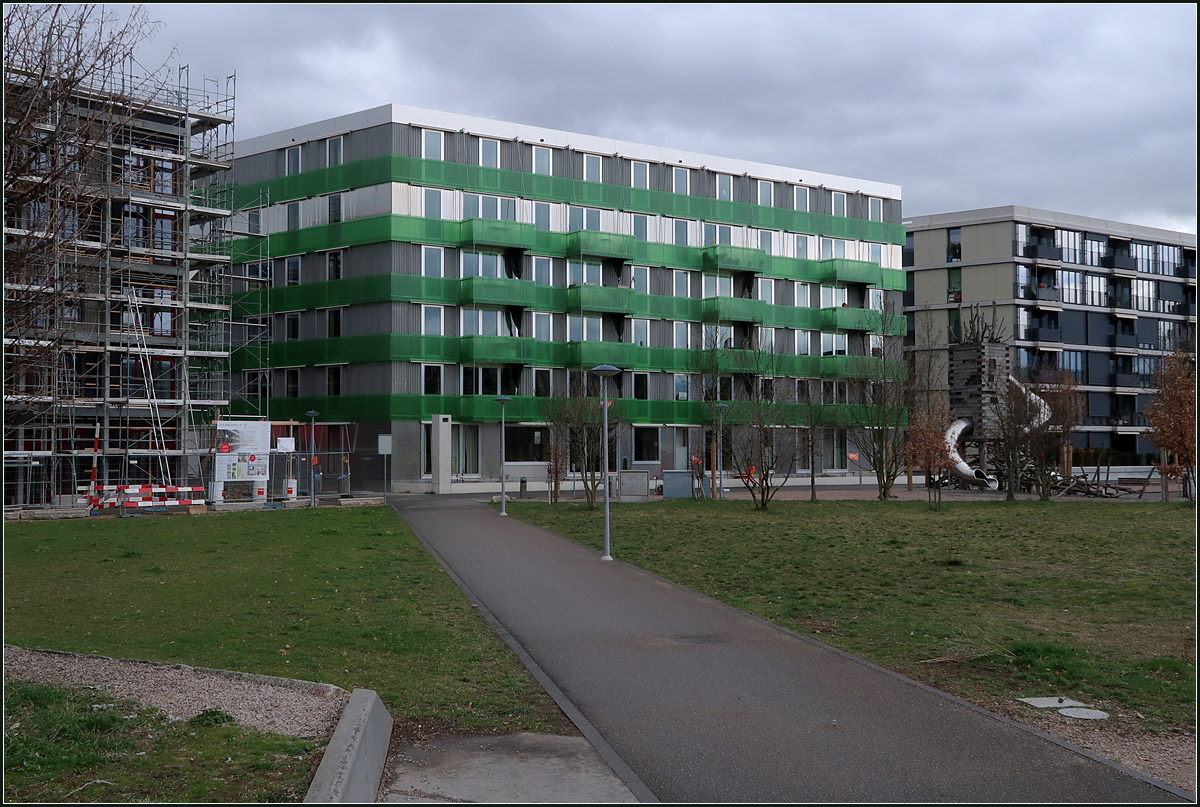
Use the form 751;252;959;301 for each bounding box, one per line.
306;410;320;507
713;402;729;500
494;396;512;515
590;364;620;561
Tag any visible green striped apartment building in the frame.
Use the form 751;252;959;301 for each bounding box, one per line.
229;105;906;488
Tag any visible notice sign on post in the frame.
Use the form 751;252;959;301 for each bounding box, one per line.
378;435;393;455
215;421;271;481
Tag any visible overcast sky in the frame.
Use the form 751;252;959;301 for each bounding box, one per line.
140;3;1197;234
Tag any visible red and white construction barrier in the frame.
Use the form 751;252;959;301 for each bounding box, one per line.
92;497;205;509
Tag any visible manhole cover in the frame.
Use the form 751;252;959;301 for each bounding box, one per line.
1058;707;1109;720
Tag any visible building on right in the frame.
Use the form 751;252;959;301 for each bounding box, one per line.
903;205;1196;463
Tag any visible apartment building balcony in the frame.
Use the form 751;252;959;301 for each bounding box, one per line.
1024;327;1061;343
566;285;635;314
701;244;767;275
1111;372;1139;389
1108;298;1138;319
458;218;535;252
1024;244;1062;262
1033;286;1062;308
459;335;562;366
820;306;876;332
460;276;538;308
1102;253;1138;272
701;296;763;323
565;230;636;261
814;259;885;287
1110;332;1139;354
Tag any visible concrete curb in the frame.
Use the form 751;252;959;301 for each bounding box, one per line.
305;688;393;803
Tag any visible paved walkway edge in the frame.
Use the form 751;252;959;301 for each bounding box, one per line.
305;688;394;803
393;498;659;803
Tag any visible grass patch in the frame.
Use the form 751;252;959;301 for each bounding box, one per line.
4;680;317;803
4;506;574;798
507;499;1195;729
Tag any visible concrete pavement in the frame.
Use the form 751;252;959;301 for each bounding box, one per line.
391;494;1190;802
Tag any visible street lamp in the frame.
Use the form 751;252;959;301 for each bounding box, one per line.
713;402;729;500
494;396;512;515
306;410;320;507
590;364;620;561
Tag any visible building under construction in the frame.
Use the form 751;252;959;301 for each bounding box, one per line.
3;53;238;507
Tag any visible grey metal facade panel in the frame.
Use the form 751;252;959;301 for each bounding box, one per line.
234;151;278;185
396;123;422;158
884;199;902;225
349;362;394;395
348;303;395;337
342;123;399;163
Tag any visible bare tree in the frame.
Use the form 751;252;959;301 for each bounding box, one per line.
538;373;614;510
4;4;168;434
1145;346;1196;503
725;328;797;511
792;379;824;502
843;303;909;501
1028;368;1085;501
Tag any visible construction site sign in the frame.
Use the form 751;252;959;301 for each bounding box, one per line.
214;421;271;482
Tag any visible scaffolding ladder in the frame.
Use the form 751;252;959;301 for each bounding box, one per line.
124;289;173;485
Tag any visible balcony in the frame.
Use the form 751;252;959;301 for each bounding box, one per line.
813;259;884;287
1025;244;1062;261
565;230;636;261
701;296;763;323
1034;286;1062;305
820;306;877;332
566;285;635;314
460;276;536;308
1110;332;1138;352
457;219;535;251
1102;253;1138;272
1024;327;1061;343
459;336;564;366
1111;372;1138;388
701;244;768;275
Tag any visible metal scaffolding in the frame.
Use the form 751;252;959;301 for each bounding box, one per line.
4;53;236;507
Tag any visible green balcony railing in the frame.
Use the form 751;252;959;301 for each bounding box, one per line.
815;259;885;286
565;230;638;260
567;285;636;314
460;276;536;308
701;296;762;323
702;244;768;274
459;336;565;365
458;218;536;251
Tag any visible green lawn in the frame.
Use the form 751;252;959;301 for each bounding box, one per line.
507;499;1196;730
5;681;318;803
4;506;572;734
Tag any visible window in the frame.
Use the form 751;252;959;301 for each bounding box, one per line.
1058;269;1082;304
422;130;443;160
248;209;261;235
674;373;690;401
758;180;773;206
674;270;692;297
820;238;847;260
703;222;731;246
704;323;733;349
568;261;601;286
758;277;775;305
759;230;774;254
758;327;775;352
424;188;441;219
244;370;268;399
285;312;300;340
795;281;811;307
632;161;649;189
796;329;812;356
868;288;885;311
631;265;648;294
285;256;301;285
869;197;883;222
674;321;692;349
462;252;505;279
674;219;689;247
630;318;650;347
423;364;443;395
633;214;648;242
327;136;342;167
534;202;551;231
1133;278;1156;312
464;193;517;221
703;274;732;298
633;372;649;401
832;192;846;217
327;365;342;397
821;332;847;356
717;174;732;201
327;308;342;338
533;311;553;341
505;426;546;462
462;308;515;337
532;256;552;286
327;193;342;224
286;202;300;231
869;332;885;356
422;245;443;278
568;315;601;341
673;167;689;195
534;368;552;398
583;153;601;182
868;242;883;266
480;138;499;168
796;234;811;260
947;227;962;262
820;285;847;308
285;146;301;175
422;305;443;336
568;206;601;231
285;368;299;397
327;250;343;281
795;186;809;212
532;146;552;176
634;427;660;462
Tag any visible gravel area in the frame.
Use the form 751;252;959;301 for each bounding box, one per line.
3;646;349;739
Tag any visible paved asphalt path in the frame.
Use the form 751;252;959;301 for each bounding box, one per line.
391;494;1188;803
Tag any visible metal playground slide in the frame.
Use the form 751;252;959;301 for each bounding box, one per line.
944;375;1050;489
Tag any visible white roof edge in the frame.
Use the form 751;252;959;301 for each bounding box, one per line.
903;205;1196;246
234;103;902;201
